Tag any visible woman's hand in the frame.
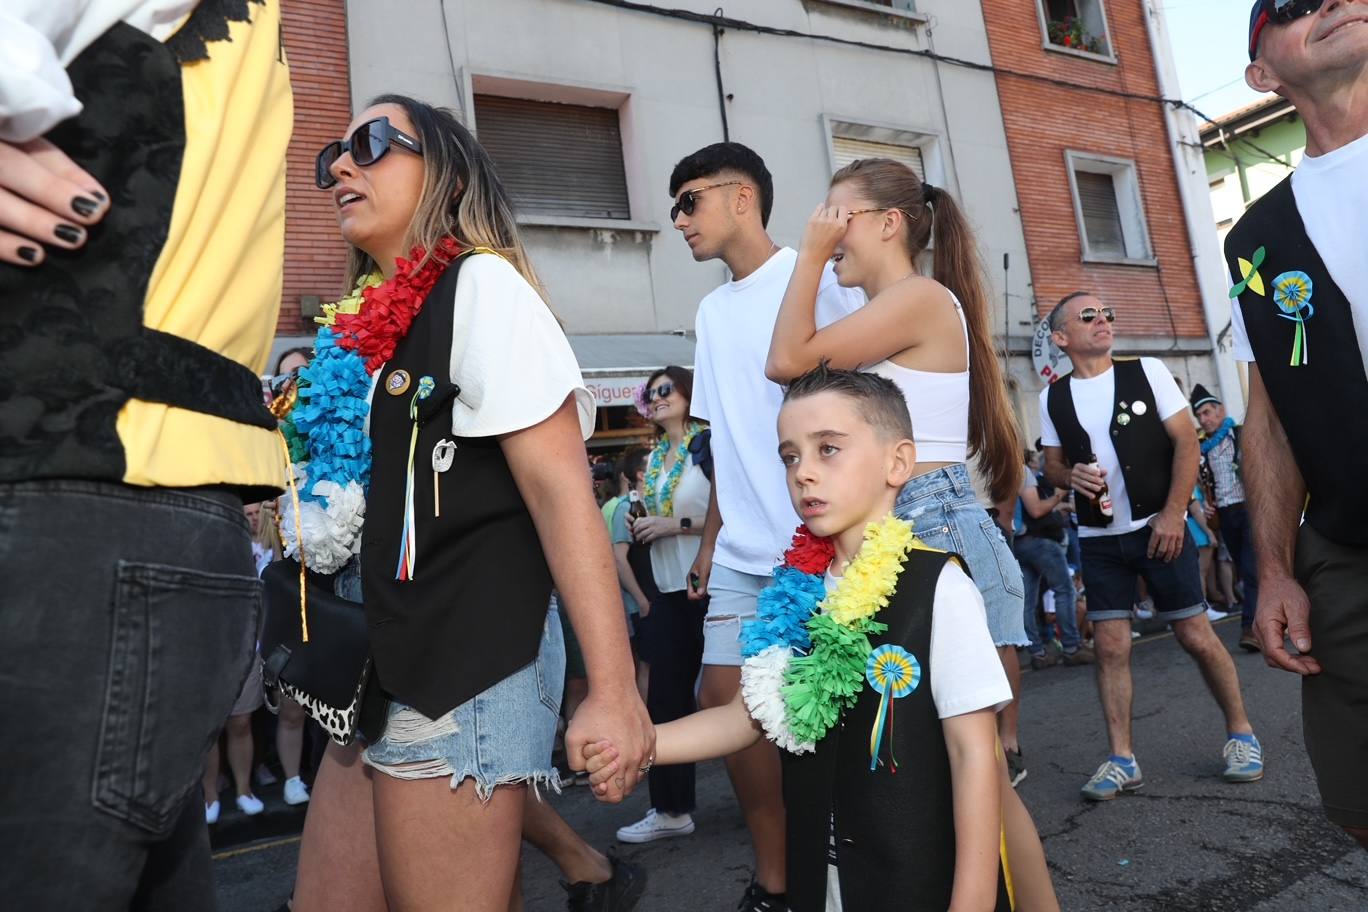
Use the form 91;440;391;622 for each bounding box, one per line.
0;138;109;266
629;514;678;544
797;203;849;263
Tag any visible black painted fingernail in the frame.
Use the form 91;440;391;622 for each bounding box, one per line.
55;224;83;243
91;191;107;202
17;246;39;262
72;196;99;216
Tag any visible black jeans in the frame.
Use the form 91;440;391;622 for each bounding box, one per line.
1216;502;1259;630
0;480;259;910
643;590;706;815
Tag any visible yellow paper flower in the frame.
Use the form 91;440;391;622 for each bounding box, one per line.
822;515;918;626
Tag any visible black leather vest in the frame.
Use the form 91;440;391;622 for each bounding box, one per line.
361;256;554;719
1225;176;1368;545
782;549;1012;912
1047;359;1174;527
0;6;276;486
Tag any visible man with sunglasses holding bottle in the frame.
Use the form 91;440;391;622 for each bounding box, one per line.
667;142;862;911
1038;292;1263;802
1232;0;1368;849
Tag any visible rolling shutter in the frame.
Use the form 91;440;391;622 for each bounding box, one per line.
831;135;925;179
473;95;630;219
1076;171;1126;256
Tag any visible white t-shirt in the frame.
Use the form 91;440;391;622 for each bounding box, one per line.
824;561;1012;720
649;458;711;593
1037;357;1188;538
692;247;865;575
1231;130;1368;370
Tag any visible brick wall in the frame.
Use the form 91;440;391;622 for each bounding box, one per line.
278;0;352;337
982;0;1208;340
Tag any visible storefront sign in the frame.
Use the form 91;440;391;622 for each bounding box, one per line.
586;377;649;407
1031;318;1072;386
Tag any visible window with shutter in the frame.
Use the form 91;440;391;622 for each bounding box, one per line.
831;135;925;179
473;95;631;220
1076;171;1125;257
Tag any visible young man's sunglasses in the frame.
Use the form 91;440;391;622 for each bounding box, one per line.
670;181;741;221
1249;0;1325;58
315;117;423;190
1078;306;1117;324
646;382;675;402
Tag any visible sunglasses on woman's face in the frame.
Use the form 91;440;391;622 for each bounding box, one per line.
670;181;741;221
315;117;423;190
1078;306;1116;324
646;382;675;402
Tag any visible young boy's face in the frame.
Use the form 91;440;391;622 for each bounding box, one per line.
777;391;913;540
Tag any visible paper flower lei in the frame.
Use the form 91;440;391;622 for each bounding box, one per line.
643;421;705;516
278;238;463;573
740;516;916;754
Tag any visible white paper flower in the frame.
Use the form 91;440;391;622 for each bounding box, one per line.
741;645;815;755
279;479;367;575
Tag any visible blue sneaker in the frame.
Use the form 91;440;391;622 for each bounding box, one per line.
1081;756;1143;801
1223;734;1264;782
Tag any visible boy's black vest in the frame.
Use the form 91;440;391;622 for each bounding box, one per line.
362;256;554;719
0;7;277;487
1225;176;1368;546
1046;359;1173;528
782;549;1013;912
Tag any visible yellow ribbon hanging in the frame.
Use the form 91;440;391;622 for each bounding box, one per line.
270;386;308;643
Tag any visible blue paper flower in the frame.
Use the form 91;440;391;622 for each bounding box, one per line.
742;567;827;658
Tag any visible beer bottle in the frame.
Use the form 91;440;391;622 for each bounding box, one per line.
1086;453;1114;520
628;489;648;520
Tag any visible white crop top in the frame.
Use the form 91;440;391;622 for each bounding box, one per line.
866;292;970;464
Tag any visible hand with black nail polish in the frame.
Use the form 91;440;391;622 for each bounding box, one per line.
0;137;110;267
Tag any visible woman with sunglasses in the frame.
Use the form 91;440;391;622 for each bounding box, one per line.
291;96;651;912
764;158;1060;911
613;366;713;845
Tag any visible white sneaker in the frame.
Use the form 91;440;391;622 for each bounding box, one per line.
615;809;695;844
283;776;311;806
1207;606;1230;621
205;800;220;825
235;793;265;816
255;763;279;787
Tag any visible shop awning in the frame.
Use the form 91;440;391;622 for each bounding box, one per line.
568;333;696;407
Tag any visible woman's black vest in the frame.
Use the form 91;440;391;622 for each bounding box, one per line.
362;256;554;719
0;6;276;486
782;549;1013;912
1225;176;1368;546
1046;359;1173;527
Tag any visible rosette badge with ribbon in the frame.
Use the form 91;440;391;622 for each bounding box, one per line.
866;644;921;773
1271;270;1314;367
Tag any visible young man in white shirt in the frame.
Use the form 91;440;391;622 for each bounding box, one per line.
649;142;862;910
1039;292;1263;802
1235;0;1368;849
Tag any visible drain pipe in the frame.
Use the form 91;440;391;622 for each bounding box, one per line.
1143;0;1247;417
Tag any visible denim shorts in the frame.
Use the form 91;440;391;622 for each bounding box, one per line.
363;608;565;799
702;564;771;666
894;464;1028;647
1078;525;1206;623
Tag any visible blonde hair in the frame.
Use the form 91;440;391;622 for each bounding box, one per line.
344;95;544;301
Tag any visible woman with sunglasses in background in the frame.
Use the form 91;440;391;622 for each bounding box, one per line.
288;96;651;912
764;158;1060;911
613;367;713;845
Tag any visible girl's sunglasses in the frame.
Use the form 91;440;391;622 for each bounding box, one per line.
1078;306;1116;324
1250;0;1325;58
315;117;423;190
670;181;741;221
646;382;674;402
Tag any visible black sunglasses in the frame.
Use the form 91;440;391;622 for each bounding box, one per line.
646;382;675;402
1078;306;1116;324
315;117;423;190
670;181;741;221
1250;0;1324;57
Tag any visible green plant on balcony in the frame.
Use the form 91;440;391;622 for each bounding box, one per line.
1047;16;1104;54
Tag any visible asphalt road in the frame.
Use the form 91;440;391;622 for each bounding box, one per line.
214;618;1368;911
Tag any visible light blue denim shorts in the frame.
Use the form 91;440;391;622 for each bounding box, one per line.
702;564;771;667
363;607;566;799
895;464;1028;647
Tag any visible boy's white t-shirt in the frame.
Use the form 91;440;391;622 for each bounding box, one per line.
1037;357;1188;539
1230;130;1368;371
692;247;865;576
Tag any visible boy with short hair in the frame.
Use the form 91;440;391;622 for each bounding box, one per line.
588;365;1013;912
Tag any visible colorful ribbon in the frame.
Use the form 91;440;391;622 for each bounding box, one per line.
866;644;921;772
394;376;436;581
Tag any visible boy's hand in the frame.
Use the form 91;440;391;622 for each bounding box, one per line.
581;740;624;798
0;138;110;267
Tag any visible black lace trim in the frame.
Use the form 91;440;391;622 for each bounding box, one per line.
166;0;266;64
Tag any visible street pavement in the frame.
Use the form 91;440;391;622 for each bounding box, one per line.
214;618;1368;911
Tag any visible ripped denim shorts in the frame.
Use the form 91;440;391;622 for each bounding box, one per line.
363;607;565;799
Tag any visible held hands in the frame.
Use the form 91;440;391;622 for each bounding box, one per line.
1146;509;1186;562
581;739;638;800
798;204;850;262
564;686;655;803
628;514;677;544
0;138;110;267
1255;575;1321;676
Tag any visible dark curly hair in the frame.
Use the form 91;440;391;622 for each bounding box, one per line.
668;142;774;228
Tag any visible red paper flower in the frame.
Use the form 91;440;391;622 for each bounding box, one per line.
784;525;836;574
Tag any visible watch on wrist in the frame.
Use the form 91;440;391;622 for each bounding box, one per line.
680;517;692;530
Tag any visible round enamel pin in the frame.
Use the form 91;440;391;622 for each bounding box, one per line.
1132;401;1148;416
385;369;411;396
1117;413;1131;426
